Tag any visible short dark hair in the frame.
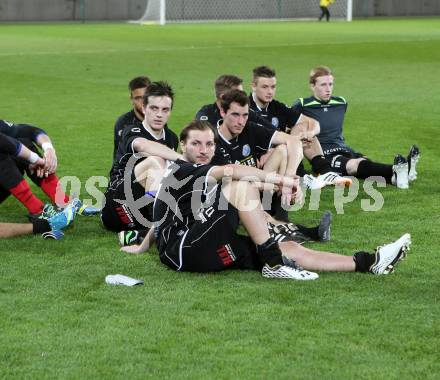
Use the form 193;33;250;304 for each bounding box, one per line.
180;120;217;143
309;66;332;84
214;75;243;99
128;76;151;92
143;81;174;108
252;66;276;83
220;89;249;113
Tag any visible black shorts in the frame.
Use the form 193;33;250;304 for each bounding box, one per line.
101;171;153;232
157;193;262;273
0;138;42;196
322;144;364;176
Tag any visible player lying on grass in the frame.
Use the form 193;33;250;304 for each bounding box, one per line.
0;119;99;218
249;65;352;190
292;66;420;189
122;120;411;280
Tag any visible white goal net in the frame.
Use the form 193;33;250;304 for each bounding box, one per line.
134;0;352;25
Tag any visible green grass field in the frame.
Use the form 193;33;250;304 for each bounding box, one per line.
1;18;440;379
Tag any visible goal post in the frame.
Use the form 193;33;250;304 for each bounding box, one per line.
134;0;165;25
133;0;353;25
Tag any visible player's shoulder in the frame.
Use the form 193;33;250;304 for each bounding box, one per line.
297;96;318;107
165;125;179;141
270;98;290;110
115;110;136;124
164;124;177;134
329;96;347;105
121;123;144;138
246;120;275;135
196;103;217;117
0;119;15;128
0;120;14;134
172;159;210;179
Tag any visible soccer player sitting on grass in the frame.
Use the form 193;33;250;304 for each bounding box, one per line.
292;66;420;189
102;81;181;235
113;76;151;160
0;132;76;239
210;89;332;243
196;74;270;129
249;65;352;190
122;120;411;281
0;120;97;218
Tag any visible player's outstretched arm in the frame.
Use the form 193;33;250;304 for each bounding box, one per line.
209;164;301;206
132;138;182;161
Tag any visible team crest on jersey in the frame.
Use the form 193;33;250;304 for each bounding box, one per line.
271;117;279;128
242;144;251;157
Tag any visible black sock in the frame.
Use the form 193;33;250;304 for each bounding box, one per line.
32;218;51;234
357;160;393;182
256;237;284;267
296;161;308;176
311;155;332;175
271;194;289;223
296;224;319;241
353;251;375;273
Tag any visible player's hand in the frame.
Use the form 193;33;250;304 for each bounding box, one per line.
280;180;294;208
43;148;58;176
29;157;46;178
120;244;147;254
291;178;304;206
299;130;315;143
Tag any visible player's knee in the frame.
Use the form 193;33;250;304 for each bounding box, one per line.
346;158;364;175
134;156;165;184
274;144;287;159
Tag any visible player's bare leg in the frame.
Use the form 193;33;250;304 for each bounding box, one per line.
280;241;355;272
221;180;269;244
261;144;287;175
302;137;324;161
0;222;33;238
134;156;166;192
345;157;365;175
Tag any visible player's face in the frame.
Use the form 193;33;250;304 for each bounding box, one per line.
311;75;334;102
252;76;276;104
181;129;216;164
221;102;249;137
130;87;147;117
143;96;172;131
